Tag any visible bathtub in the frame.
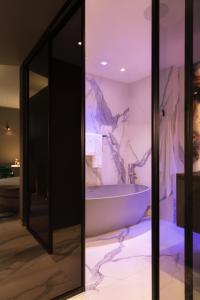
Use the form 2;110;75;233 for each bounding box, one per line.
86;184;150;237
0;177;20;212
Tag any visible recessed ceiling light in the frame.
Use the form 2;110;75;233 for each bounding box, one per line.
78;41;82;46
120;68;126;72
101;61;108;66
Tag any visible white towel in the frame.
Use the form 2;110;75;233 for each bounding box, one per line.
86;133;102;168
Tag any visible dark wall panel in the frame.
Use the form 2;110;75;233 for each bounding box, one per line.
51;59;82;229
0;107;19;165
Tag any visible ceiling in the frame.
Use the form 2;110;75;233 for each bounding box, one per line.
0;0;66;108
86;0;185;83
53;8;82;66
0;0;67;65
29;71;48;98
0;0;186;108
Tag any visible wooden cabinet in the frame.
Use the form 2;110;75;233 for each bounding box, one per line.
177;173;200;233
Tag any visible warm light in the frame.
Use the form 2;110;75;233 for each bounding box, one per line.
101;61;108;66
120;68;126;72
6;124;11;132
78;41;82;46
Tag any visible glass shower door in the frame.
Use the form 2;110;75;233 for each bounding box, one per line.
157;0;200;299
158;0;185;299
28;43;52;252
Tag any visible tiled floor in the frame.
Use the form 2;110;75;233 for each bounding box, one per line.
0;218;81;300
70;219;187;300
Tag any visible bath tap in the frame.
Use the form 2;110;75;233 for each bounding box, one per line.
128;163;137;184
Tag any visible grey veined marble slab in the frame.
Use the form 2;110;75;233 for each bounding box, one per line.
69;219;189;300
86;76;151;186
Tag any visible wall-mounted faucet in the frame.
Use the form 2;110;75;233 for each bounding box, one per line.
128;163;137;184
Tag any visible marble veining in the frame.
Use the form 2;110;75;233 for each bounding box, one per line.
86;75;151;185
86;68;186;221
86;227;130;290
159;67;184;209
68;219;189;300
86;76;129;184
128;143;151;183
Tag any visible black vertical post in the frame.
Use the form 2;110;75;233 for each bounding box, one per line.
81;0;86;292
152;0;160;299
20;64;29;226
185;0;193;299
48;39;53;254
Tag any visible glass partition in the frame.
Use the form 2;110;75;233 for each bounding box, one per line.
28;43;51;252
159;1;185;298
85;0;152;298
51;7;83;292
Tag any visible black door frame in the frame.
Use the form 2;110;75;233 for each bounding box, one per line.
185;0;194;298
20;0;85;298
151;0;160;299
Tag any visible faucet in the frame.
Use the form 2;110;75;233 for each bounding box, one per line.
128;163;137;184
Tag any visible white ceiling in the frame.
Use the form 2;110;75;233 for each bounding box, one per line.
86;0;185;83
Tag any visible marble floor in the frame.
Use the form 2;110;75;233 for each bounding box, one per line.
0;218;81;300
69;218;191;300
1;217;200;299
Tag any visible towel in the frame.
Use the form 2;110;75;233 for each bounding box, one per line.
86;133;102;168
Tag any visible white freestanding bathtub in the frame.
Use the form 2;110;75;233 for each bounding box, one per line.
86;184;150;237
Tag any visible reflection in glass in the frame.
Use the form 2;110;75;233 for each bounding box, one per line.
29;71;48;98
28;43;51;251
159;1;185;298
51;7;82;291
193;1;200;298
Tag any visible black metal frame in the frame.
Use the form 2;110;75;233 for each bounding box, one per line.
185;0;194;299
152;0;160;299
81;1;86;292
20;0;85;298
20;63;28;226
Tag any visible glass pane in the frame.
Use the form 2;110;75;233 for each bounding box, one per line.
85;0;151;299
159;1;185;299
51;7;82;292
28;43;51;250
193;1;200;298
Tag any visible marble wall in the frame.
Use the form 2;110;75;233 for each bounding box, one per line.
85;74;151;188
127;76;151;187
86;67;185;222
86;75;129;186
159;66;184;221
